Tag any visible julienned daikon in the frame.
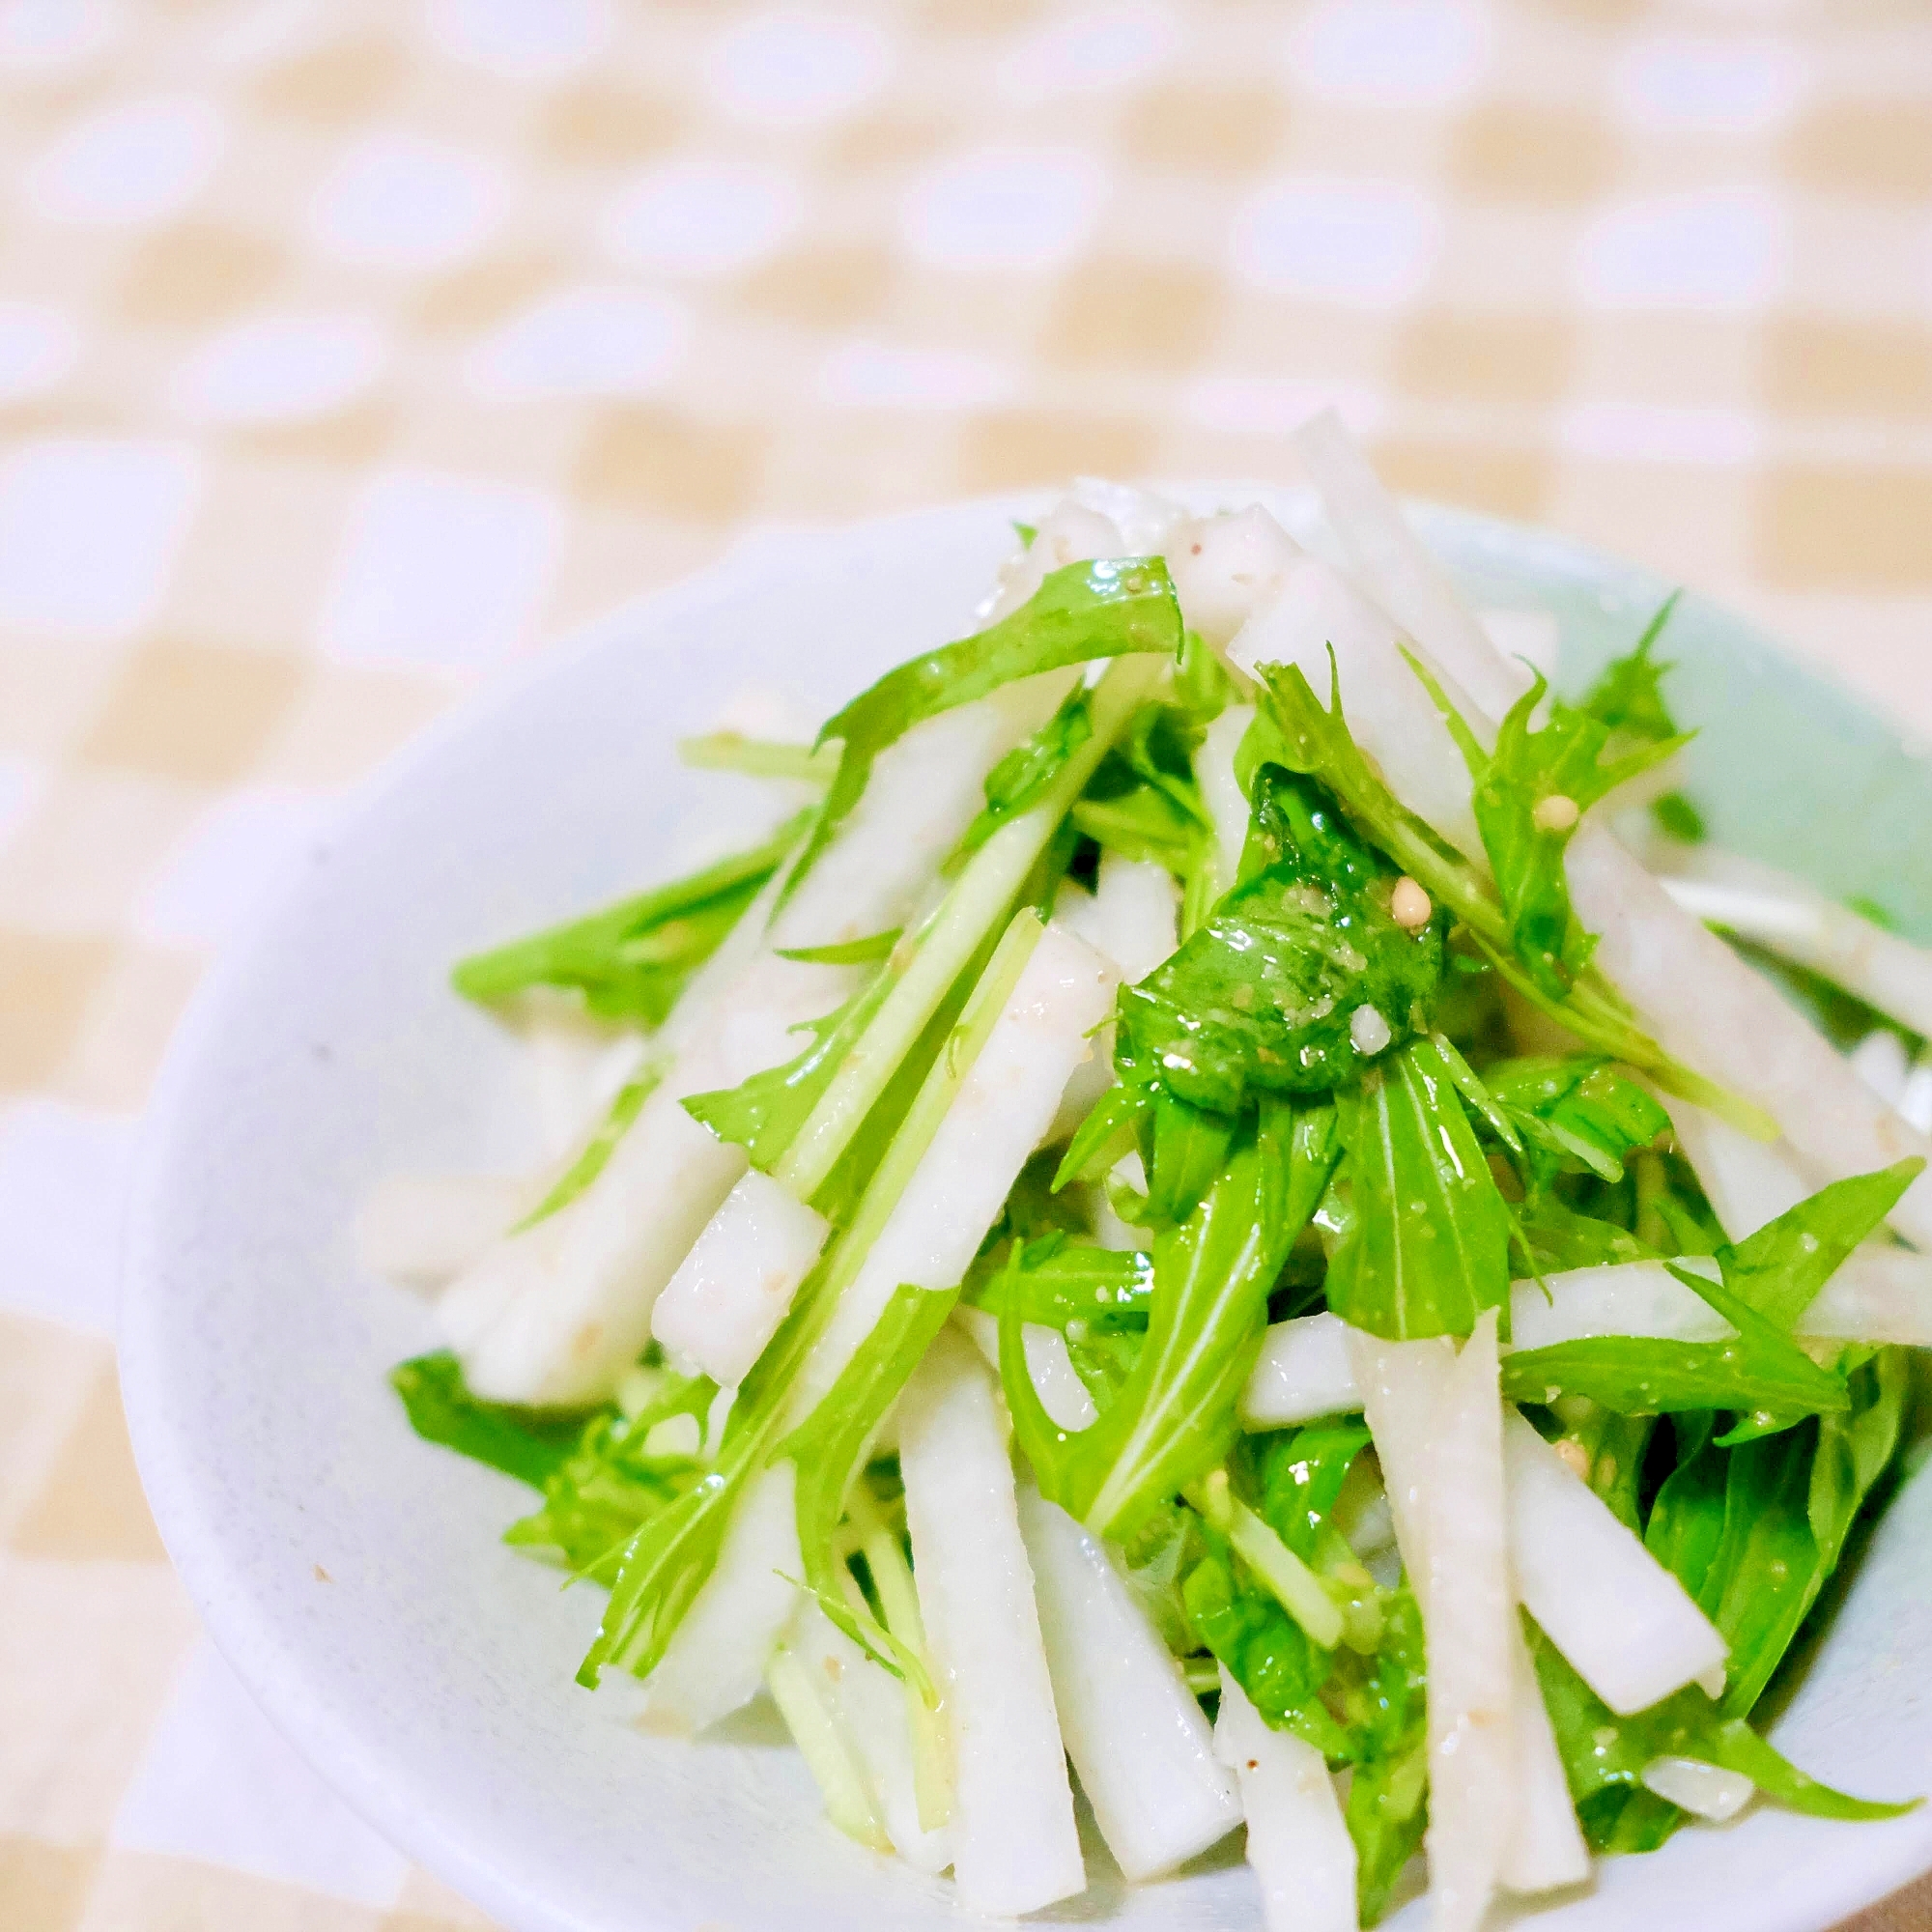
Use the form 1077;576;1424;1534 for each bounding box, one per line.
384;459;1924;1932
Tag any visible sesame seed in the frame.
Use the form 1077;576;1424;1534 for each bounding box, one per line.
1534;793;1580;832
1390;876;1433;928
1350;1005;1393;1055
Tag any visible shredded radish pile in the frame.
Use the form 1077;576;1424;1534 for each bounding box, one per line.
368;430;1927;1929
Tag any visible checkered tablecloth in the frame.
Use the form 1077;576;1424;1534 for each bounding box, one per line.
3;2;1929;1926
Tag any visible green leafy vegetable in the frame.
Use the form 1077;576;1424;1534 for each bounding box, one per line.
1344;1591;1430;1924
1324;1037;1512;1341
1650;791;1705;844
1528;1615;1916;1855
1580;593;1682;746
1483;1056;1670;1186
1501;1330;1847;1420
955;685;1094;855
390;1351;589;1489
452;812;809;1024
1115;772;1445;1115
773;928;901;966
775;1281;956;1696
788;557;1183;904
1409;653;1690;999
1008;1097;1333;1540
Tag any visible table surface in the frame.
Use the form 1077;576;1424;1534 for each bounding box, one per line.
3;2;1930;1927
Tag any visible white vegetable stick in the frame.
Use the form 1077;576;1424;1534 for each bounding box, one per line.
519;1003;650;1158
1225;555;1486;865
1290;407;1932;1249
1292;407;1530;724
1899;1055;1932;1135
785;923;1118;1424
650;1169;830;1388
355;1173;531;1291
1345;1327;1458;1595
987;500;1127;619
1500;1618;1590;1895
1640;1756;1754;1823
954;1304;1098;1431
1241;1310;1361;1429
1213;1667;1358;1932
639;1460;803;1736
787;1600;955;1873
1067;475;1182;554
1569;825;1932;1248
1056;849;1179;985
1196;702;1256;893
899;1326;1084;1917
1167;505;1303;648
441;701;1037;1406
1852;1028;1913;1108
1654;845;1932;1042
1420;1310;1516;1932
1663;1094;1807;1240
1019;1487;1239;1880
1503;1409;1727;1716
1479;608;1561;684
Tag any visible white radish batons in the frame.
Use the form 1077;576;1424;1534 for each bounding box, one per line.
1501;1617;1591;1894
1055;850;1179;985
1196;703;1257;893
954;1305;1098;1431
987;501;1127;619
1288;405;1932;1248
1224;555;1486;865
650;1169;829;1387
786;922;1119;1421
1067;476;1182;555
1167;505;1303;648
355;1173;531;1291
1291;406;1530;726
1657;1096;1807;1241
441;700;1038;1406
1213;1668;1358;1932
1417;1311;1516;1932
1640;1755;1754;1823
1566;823;1932;1249
786;1600;955;1872
1019;1487;1239;1879
899;1327;1084;1917
639;1460;803;1735
1503;1409;1727;1716
1345;1326;1456;1581
1242;1310;1361;1428
1653;845;1932;1042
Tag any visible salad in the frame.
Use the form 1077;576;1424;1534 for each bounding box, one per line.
364;414;1931;1930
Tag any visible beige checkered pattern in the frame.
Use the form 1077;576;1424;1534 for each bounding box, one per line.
4;2;1930;1925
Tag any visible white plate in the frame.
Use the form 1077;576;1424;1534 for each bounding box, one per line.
122;489;1932;1932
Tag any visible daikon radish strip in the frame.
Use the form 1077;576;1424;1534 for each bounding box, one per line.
1504;1409;1727;1716
1057;849;1180;985
1664;1095;1808;1240
1852;1029;1912;1107
650;1169;830;1388
355;1173;532;1291
766;1634;891;1853
987;500;1128;620
1655;846;1932;1041
520;1005;650;1158
1501;1617;1591;1895
1046;849;1179;1141
1195;702;1257;895
1345;1327;1457;1595
1240;1310;1361;1428
1480;608;1560;683
639;1460;802;1735
1640;1756;1754;1823
1569;825;1932;1248
1018;1486;1239;1880
1067;476;1183;554
955;1304;1098;1431
785;920;1118;1424
1225;554;1485;864
1214;1667;1358;1932
1291;406;1529;724
443;700;1037;1406
1291;407;1932;1247
786;1601;954;1872
1167;504;1303;650
900;1326;1084;1917
776;656;1161;1204
1419;1310;1516;1932
1802;1246;1932;1346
